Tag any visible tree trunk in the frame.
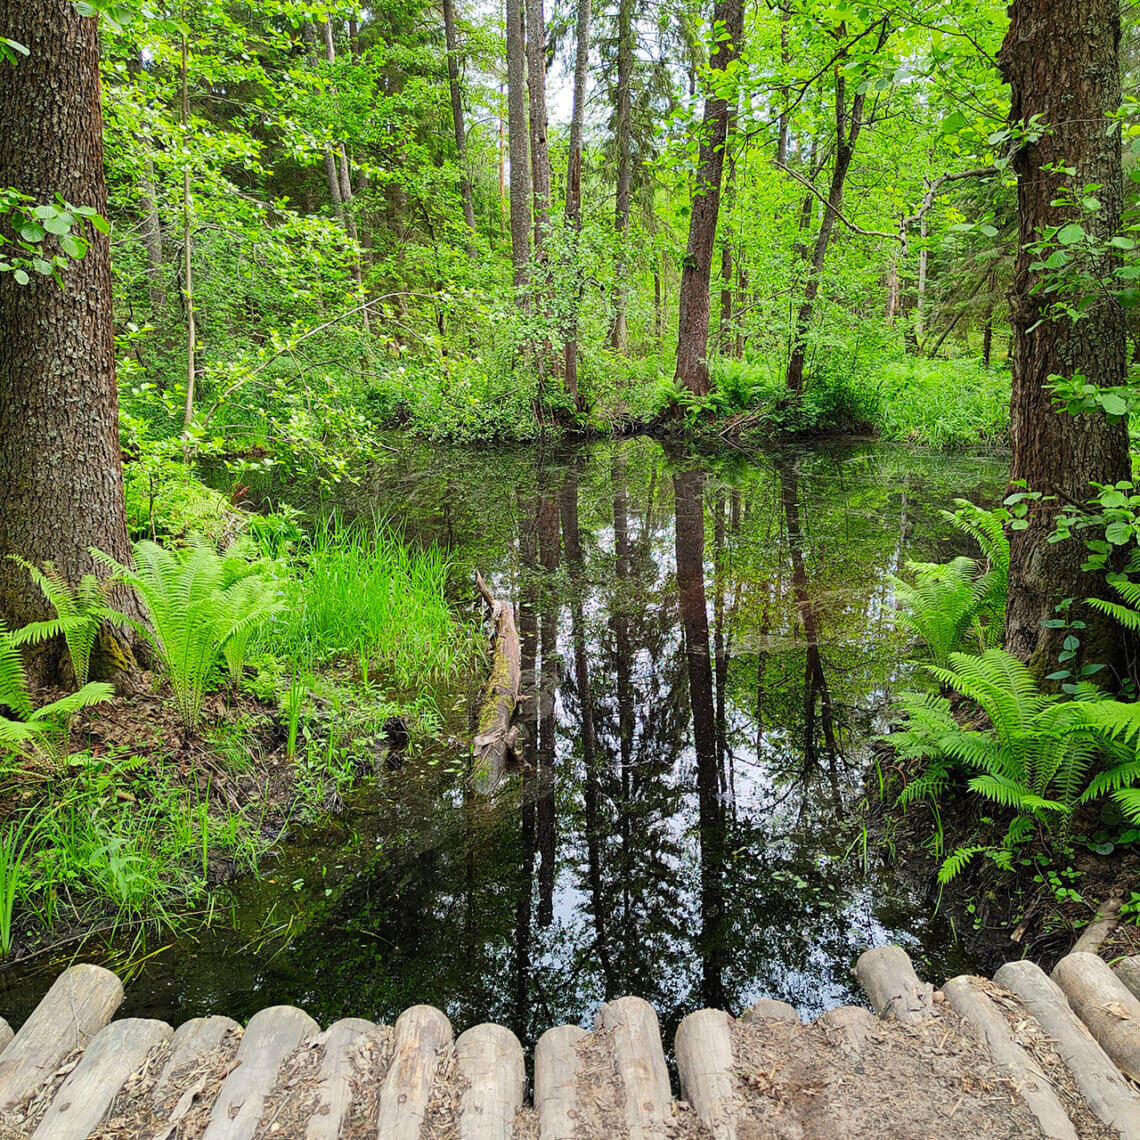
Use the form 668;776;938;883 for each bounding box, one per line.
0;0;140;678
179;26;196;434
139;159;165;317
786;73;865;395
1000;0;1131;668
442;0;477;235
562;0;591;409
505;0;531;291
718;102;738;353
610;0;634;352
673;0;744;399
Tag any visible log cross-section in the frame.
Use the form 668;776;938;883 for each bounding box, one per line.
472;571;522;795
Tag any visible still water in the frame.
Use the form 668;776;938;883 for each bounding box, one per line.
0;437;1008;1050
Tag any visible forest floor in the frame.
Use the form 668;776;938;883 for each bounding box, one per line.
0;665;406;967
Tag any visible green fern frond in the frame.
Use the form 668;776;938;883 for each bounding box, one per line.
938;845;986;883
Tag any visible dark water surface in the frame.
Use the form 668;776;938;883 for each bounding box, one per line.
0;437;1008;1051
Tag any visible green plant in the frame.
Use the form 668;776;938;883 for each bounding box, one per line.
891;648;1140;880
0;620;113;770
0;809;44;956
6;559;125;686
889;557;993;666
93;538;282;732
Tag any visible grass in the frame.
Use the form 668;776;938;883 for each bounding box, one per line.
0;749;266;957
273;515;476;691
875;358;1009;451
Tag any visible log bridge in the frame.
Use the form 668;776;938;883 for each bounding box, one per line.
5;946;1140;1137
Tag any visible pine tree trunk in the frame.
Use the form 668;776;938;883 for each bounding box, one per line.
610;0;634;352
0;0;140;677
505;0;531;291
1000;0;1131;667
674;0;744;398
442;0;477;235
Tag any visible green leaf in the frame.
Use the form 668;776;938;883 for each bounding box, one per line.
1106;520;1133;544
1101;393;1129;416
941;110;968;136
1058;224;1085;245
13;269;29;285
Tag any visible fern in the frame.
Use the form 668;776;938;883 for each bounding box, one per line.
891;645;1140;880
1088;573;1140;635
0;619;112;770
889;557;990;666
93;537;282;731
6;558;124;685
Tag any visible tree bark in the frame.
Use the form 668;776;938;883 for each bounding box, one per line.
786;70;865;395
610;0;634;352
562;0;591;409
442;0;477;235
674;0;744;399
0;0;140;678
505;0;531;291
999;0;1131;667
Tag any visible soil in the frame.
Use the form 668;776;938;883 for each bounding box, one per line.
732;1001;1045;1139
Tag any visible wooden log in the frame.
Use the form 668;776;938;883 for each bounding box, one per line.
456;1022;526;1140
1053;952;1140;1083
739;999;799;1024
597;996;671;1140
1074;897;1124;955
202;1005;318;1140
943;976;1077;1140
534;1025;587;1140
854;945;933;1024
1116;956;1140;1003
152;1015;241;1106
814;1006;876;1055
472;571;522;795
375;1004;453;1140
0;1019;11;1054
306;1017;378;1140
995;959;1140;1138
32;1017;172;1140
0;963;124;1112
675;1008;738;1140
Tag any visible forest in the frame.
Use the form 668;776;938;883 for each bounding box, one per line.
2;0;1140;1075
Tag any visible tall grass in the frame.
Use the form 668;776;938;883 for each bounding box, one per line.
275;517;474;689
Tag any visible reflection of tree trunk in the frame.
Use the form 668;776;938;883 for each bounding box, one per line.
536;490;560;929
611;444;634;920
561;463;613;990
513;495;540;1038
673;468;726;1010
778;458;839;767
712;494;728;783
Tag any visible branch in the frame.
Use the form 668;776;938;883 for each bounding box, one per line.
201;291;433;424
773;161;898;241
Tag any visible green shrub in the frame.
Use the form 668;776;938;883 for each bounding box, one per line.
95;539;283;731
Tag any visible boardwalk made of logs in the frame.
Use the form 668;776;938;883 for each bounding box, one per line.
4;946;1140;1137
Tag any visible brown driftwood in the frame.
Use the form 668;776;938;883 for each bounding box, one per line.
473;571;521;794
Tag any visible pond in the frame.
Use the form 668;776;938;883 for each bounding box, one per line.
0;436;1009;1055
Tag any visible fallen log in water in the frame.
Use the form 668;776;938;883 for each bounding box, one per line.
472;571;521;795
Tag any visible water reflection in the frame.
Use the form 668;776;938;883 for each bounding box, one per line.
0;438;1008;1050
